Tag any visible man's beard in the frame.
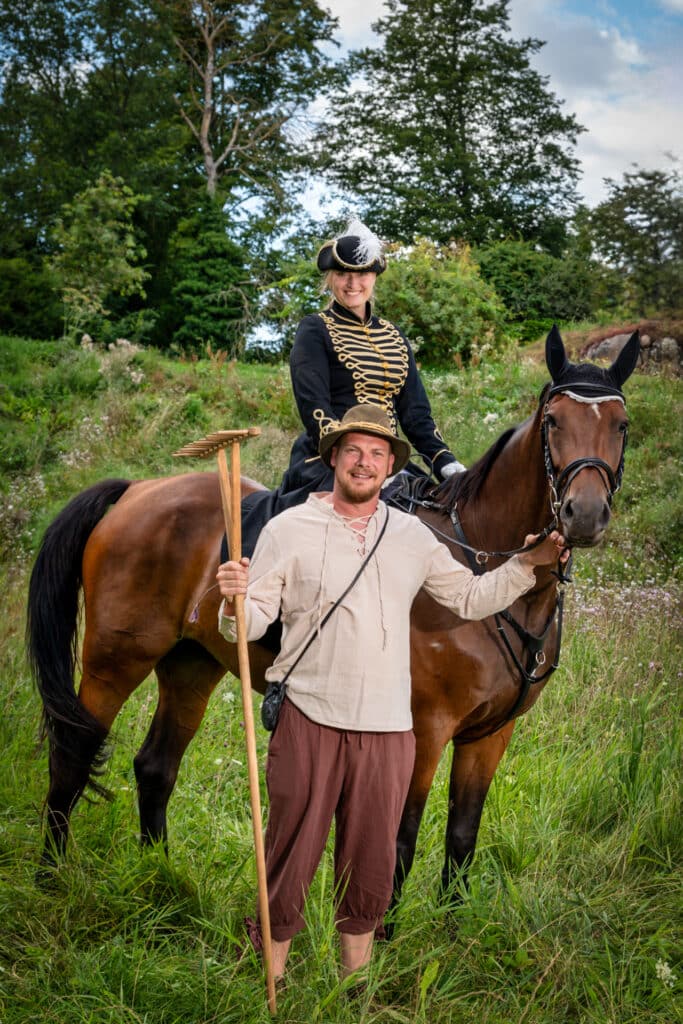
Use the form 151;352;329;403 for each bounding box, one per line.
337;473;382;505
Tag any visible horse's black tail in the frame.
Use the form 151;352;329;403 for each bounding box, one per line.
26;479;131;796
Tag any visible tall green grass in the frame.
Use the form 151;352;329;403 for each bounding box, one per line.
0;335;680;1022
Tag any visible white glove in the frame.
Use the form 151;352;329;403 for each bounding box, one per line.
441;460;467;479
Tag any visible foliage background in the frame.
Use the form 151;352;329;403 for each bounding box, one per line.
0;2;681;1018
1;1;681;355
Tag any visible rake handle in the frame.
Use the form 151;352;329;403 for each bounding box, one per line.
217;443;277;1015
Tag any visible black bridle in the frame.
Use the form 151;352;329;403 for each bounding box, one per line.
394;392;628;564
387;388;630;740
541;399;628;523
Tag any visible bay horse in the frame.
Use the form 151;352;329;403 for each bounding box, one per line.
27;328;640;912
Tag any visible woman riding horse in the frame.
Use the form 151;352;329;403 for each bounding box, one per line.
241;218;465;555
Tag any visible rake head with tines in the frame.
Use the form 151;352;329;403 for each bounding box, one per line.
173;427;261;459
172;425;261;559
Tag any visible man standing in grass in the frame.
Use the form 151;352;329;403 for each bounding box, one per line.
217;404;567;986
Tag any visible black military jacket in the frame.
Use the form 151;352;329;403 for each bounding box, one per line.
289;300;456;481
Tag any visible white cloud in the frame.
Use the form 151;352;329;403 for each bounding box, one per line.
323;0;385;49
500;1;683;203
320;0;683;207
573;95;681;204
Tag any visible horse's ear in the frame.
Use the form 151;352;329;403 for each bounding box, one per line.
545;324;569;382
609;330;641;388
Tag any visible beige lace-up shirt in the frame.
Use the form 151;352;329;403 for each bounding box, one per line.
219;494;536;732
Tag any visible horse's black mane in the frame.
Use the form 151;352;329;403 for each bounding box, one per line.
430;382;550;509
432;427;517;507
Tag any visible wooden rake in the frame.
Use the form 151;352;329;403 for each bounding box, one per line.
173;427;277;1015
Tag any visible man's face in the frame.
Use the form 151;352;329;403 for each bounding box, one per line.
330;432;395;504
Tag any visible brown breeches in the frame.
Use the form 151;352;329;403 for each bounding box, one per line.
263;698;416;942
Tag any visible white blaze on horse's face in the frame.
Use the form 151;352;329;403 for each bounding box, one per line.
545;393;629;547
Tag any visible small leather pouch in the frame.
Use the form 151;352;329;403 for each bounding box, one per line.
260;680;287;732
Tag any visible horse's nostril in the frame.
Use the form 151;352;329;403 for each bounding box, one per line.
564;499;574;520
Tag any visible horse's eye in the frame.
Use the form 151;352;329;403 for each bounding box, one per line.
618;421;628;434
546;414;558;429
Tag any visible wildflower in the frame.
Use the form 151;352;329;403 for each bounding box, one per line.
483;412;498;424
655;959;677;989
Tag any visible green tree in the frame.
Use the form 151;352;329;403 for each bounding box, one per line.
316;0;583;252
0;1;338;342
165;204;254;356
586;164;683;314
0;0;188;338
155;0;338;201
0;257;63;338
474;238;596;340
50;171;149;339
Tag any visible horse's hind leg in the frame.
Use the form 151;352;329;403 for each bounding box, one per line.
43;658;151;863
43;721;108;864
134;641;225;847
441;723;515;902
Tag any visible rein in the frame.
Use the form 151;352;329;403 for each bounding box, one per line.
386;390;628;740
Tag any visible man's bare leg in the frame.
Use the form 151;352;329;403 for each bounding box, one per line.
271;938;291;980
340;930;374;978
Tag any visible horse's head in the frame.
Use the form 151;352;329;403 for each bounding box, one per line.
543;325;640;547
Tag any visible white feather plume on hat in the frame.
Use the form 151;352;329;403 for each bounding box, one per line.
344;217;383;266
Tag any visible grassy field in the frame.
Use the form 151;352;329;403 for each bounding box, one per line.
0;333;681;1022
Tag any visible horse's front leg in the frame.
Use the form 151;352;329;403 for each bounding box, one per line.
384;727;450;937
442;723;515;901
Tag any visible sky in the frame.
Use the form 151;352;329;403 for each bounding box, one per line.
312;0;683;210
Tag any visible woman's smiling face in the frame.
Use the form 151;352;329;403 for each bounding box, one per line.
329;270;377;318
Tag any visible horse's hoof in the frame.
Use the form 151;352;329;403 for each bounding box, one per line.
35;859;60;889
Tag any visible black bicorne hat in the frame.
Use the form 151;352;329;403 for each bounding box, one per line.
317;218;386;274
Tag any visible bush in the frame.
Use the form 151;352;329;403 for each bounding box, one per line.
374;239;509;366
50;171;150;341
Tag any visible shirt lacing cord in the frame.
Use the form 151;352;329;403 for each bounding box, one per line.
320;504;390;649
338;511;373;556
336;507;389;651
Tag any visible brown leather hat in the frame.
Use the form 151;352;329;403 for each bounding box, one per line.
319;404;411;472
